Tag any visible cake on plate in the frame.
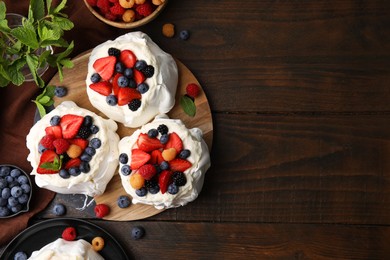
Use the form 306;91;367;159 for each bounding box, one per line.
118;115;211;209
26;101;119;196
86;31;178;128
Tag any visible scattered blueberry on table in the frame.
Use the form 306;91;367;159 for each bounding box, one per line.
131;226;145;240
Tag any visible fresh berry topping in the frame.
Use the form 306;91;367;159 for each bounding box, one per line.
77;126;92;139
165;132;183;153
162;148;177;162
45;125;63;139
115;61;125;73
172;171;187;186
124;67;134;78
37;150;60;174
66;144;83;158
169;158;192;172
50;116;61;126
178;149;191;159
158;170;173;194
54;86;68;97
141;65;154;78
90;125;100;134
91;72;101;83
85;147;96;156
89;81;112;96
117;195;131;208
137;133;164;152
120;50;137;68
133;69;145;84
94;204;110;218
168;183;178;194
92;237;105;251
62;227;77;241
186;83;201;98
121;165;131;175
110;2;126;15
97;0;111;13
179;30;190;41
69;167;81;176
135;1;154;17
117;87;142;106
160;134;168;144
40;134;56;150
80;152;92;162
131;148;151;169
108;47;121;57
80;162;91;173
131;226;145;240
60;114;84;139
53;138;70;154
82;115;93;127
160;161;169;170
112;73;122;95
137;164;157;180
59;169;70;179
119;153;129;164
134;60;147;71
137;82;149;94
93;56;116;81
14;252;27;260
136;187;147;197
117;75;129;87
64;158;81;170
68;138;89;150
106;94;118;106
128;99;141;111
149;149;164;165
130;173;145;189
53;203;66;216
90;138;102;149
157;124;168;135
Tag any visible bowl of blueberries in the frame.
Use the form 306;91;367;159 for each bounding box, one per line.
0;165;32;218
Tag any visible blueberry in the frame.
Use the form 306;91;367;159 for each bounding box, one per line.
121;165;131;176
128;79;137;88
119;153;128;164
38;143;47;154
18;194;29;204
168;183;178;194
50;115;61;126
160;134;169;144
8;196;18;207
21;183;31;193
137;83;149;94
11;186;23;198
90;138;102;149
90;73;101;83
179;149;191;159
53;203;66;216
179;30;190;40
54;86;67;97
0;166;11;177
135;187;147;197
90;125;100;134
106;94;118;106
5;176;14;183
147;128;158;138
81;153;92;162
69;167;81;176
0;206;10;217
2;187;11;199
135;60;147;71
160;161;169;170
11;204;22;213
124;68;133;78
0;198;7;207
17;175;28;185
83;115;93;127
14;251;28;260
0;178;6;189
148;185;160;194
59;169;70;179
10;168;21;178
117;195;131;208
80;162;90;173
115;61;125;73
85;147;96;156
118;75;129;87
131;226;145;240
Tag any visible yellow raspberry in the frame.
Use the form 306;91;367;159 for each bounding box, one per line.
66;144;82;159
162;23;175;38
92;237;105;251
162;148;177;162
122;9;136;23
130;173;145;190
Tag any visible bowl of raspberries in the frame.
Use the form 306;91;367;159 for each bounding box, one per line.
0;165;32;218
84;0;167;29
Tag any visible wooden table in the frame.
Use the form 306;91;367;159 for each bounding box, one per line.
2;0;390;259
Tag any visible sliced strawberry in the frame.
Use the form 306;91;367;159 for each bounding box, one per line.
137;133;164;152
165;132;183;153
117;87;142;106
133;69;145;84
93;56;116;81
60;114;84;139
137;164;157;180
45;125;62;139
40;134;56;150
64;158;81;169
37;150;60;174
89;81;112;96
158;170;173;194
169;158;192;172
120;50;137;68
149;149;164;165
68;138;89;151
53;138;70;154
112;73;122;96
131;149;151;170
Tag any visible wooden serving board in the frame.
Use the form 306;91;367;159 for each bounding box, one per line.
50;50;213;221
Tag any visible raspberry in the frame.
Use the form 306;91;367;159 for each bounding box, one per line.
135;1;154;17
110;3;126;16
53;138;70;154
97;0;111;14
138;164;157;180
62;227;77;241
40;135;56;150
86;0;98;6
108;0;118;2
105;12;118;21
185;83;201;98
94;204;110;218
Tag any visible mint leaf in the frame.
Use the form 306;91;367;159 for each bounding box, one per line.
29;0;45;21
11;21;39;49
38;22;61;42
60;58;74;68
53;0;67;13
52;16;74;31
33;100;47;118
38;95;50;104
8;60;26;86
180;95;196;117
0;2;6;20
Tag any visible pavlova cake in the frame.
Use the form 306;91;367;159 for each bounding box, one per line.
26;101;119;196
86;31;178;128
118;115;210;209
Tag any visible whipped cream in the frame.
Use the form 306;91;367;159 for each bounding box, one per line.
26;101;119;196
86;31;178;128
28;238;104;260
119;115;211;209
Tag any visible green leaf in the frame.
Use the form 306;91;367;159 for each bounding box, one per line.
45;85;56;98
46;0;53;13
0;73;10;87
53;0;67;14
60;58;73;68
180;95;196;117
29;0;45;21
38;22;61;42
52;16;74;31
0;64;11;81
8;60;26;86
38;95;50;104
57;40;74;61
33;100;47;118
0;2;6;20
11;21;39;49
26;53;39;85
57;64;64;81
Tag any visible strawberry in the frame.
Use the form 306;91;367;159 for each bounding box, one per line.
149;149;164;165
40;134;56;150
158;170;173;194
89;81;112;96
64;158;81;169
62;227;77;241
37;150;60;174
186;83;201;98
68;138;89;151
53;138;70;154
131;149;151;170
45;126;62;139
117;87;142;106
133;69;145;84
60;114;84;139
110;2;125;16
120;50;137;68
137;133;163;152
112;73;122;96
137;164;157;180
136;1;154;17
169;158;192;172
164;132;183;153
94;204;110;218
93;56;116;81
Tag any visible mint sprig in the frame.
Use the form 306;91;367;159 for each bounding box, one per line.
180;95;196;117
40;154;62;171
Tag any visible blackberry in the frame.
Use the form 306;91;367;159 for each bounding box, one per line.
172;171;187;186
78;126;92;139
157;124;168;135
82;115;93;127
134;60;147;71
142;65;154;78
145;179;159;194
108;47;120;57
128;99;141;111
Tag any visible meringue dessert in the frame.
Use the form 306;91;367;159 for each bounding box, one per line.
28;238;104;260
86;31;178;128
118;115;211;209
26;101;119;196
